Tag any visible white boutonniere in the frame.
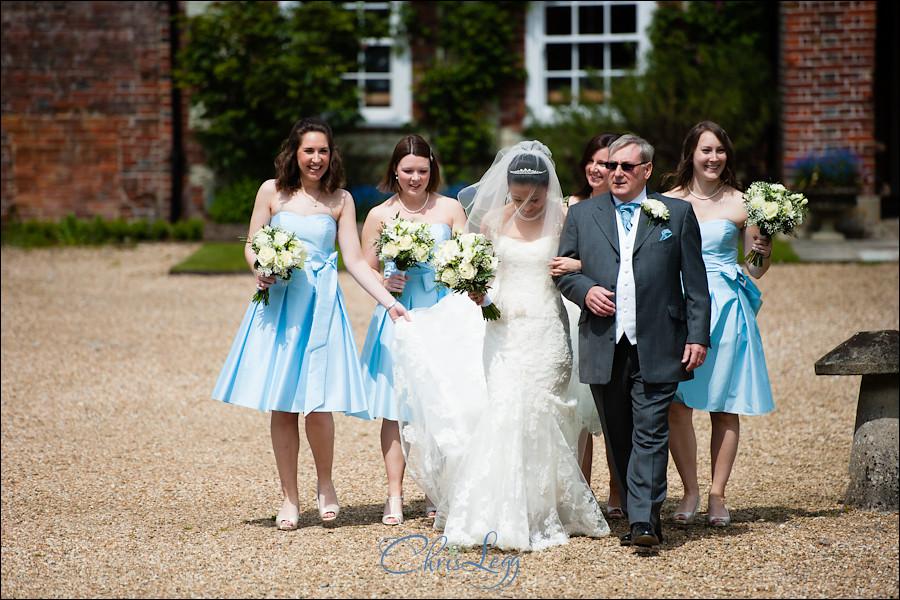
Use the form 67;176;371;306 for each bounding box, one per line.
641;198;670;226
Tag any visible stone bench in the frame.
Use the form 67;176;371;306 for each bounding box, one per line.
815;330;899;511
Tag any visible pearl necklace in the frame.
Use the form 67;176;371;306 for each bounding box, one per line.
688;182;724;200
398;192;430;214
515;206;547;221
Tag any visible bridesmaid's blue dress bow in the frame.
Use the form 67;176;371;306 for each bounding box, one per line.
305;249;339;411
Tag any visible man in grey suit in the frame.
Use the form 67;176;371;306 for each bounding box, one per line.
555;133;710;548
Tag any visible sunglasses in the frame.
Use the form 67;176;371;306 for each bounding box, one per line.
602;161;649;172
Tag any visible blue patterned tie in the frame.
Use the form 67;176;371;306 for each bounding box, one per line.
617;202;638;233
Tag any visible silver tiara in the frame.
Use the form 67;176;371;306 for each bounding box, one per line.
509;167;547;175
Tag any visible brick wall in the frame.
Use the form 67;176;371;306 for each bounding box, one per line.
780;1;878;194
0;1;205;224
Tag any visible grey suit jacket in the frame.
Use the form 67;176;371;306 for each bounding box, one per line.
555;191;710;385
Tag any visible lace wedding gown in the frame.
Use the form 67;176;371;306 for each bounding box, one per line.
392;235;609;552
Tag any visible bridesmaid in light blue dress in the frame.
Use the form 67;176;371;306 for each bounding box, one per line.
358;135;467;526
663;122;775;528
212;118;408;532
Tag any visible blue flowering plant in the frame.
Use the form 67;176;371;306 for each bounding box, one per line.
790;148;861;190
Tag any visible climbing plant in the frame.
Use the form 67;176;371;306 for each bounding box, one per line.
175;1;367;186
404;1;527;184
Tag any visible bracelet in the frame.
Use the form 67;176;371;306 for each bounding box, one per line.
385;300;398;310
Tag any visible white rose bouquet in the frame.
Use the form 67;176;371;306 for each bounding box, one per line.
375;215;435;298
742;181;809;267
246;225;308;306
430;231;501;320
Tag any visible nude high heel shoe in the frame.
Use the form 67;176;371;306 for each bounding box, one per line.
316;482;339;524
382;496;404;526
606;495;626;519
673;497;702;525
275;504;299;531
424;496;437;519
708;506;731;527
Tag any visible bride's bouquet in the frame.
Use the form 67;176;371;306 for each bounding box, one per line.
247;225;308;306
431;231;501;320
743;181;809;267
375;215;435;298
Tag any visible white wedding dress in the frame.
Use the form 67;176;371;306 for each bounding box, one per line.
392;235;609;552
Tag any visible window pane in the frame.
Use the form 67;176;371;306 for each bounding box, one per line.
578;43;604;70
546;77;573;105
610;42;636;69
610;4;637;34
365;46;391;73
364;78;391;107
546;44;572;71
579;76;606;103
545;5;570;35
578;5;604;34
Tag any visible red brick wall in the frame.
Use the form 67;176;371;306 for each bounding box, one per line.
781;1;877;194
0;1;205;224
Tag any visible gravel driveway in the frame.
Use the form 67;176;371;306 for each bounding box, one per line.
1;244;898;599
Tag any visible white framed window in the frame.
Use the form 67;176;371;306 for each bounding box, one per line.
525;1;655;123
341;1;412;127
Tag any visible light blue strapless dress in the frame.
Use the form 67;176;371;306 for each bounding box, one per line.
360;222;452;421
676;219;774;415
212;211;370;418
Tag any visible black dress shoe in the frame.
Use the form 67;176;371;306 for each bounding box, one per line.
619;533;633;546
630;522;660;547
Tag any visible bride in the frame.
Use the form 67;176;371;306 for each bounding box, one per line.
391;141;609;552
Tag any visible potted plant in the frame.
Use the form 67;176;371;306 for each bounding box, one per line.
789;148;862;239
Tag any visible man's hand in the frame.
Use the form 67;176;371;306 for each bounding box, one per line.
585;286;616;316
682;343;707;372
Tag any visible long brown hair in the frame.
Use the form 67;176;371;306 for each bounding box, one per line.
274;118;345;194
572;132;620;199
662;121;741;192
377;134;441;194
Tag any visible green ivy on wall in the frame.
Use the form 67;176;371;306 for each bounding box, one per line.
175;1;368;186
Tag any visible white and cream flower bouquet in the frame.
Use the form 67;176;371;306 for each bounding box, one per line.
430;231;501;320
743;181;809;267
247;225;308;306
376;214;435;298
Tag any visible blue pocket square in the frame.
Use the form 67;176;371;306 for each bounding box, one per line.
659;228;673;241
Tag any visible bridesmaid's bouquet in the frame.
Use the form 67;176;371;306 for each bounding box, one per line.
375;215;435;298
743;181;809;267
247;225;308;306
431;232;501;321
